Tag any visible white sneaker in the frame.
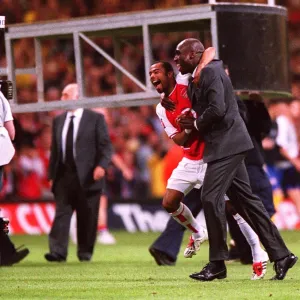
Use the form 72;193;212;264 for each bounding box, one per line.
184;229;208;258
251;250;269;280
98;231;116;245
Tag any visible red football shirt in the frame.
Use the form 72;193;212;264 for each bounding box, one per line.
156;73;205;160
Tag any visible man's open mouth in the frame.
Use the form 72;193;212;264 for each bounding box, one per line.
152;80;161;87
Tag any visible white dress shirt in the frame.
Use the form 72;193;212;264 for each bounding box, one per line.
61;108;83;162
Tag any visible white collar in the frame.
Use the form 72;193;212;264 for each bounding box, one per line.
67;108;83;118
192;67;198;78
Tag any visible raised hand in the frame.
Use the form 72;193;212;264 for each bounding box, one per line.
161;93;175;111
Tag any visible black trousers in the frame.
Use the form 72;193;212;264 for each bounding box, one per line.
49;168;101;260
150;188;203;261
227;164;275;262
203;152;289;262
0;231;17;265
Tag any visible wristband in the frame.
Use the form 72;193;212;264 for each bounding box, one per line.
185;129;192;134
194;120;199;131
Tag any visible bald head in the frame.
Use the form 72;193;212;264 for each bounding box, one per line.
177;38;205;54
174;38;205;74
61;83;79;101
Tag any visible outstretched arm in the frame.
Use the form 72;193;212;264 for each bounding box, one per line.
112;153;133;181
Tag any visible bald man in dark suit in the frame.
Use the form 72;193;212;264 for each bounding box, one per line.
45;83;113;262
176;38;297;281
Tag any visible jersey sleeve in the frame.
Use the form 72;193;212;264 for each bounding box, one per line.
156;103;178;139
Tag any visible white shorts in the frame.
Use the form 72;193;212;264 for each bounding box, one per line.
167;157;230;200
167;157;206;196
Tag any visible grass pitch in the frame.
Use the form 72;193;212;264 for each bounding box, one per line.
1;231;300;299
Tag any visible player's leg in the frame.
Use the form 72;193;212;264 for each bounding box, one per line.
227;159;296;281
163;188;205;240
164;160;207;257
149;188;203;265
226;201;268;280
98;193;116;245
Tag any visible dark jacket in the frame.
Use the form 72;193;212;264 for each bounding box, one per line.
189;60;253;163
237;97;272;166
48;109;113;191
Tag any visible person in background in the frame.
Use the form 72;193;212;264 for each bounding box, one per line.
45;83;113;262
91;108;134;245
97;153;133;244
0;85;29;266
264;99;300;221
16;138;44;200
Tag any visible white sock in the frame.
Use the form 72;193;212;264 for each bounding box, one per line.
170;202;204;239
233;213;264;263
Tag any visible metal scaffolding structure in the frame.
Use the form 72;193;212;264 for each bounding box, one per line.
1;3;286;113
1;4;218;113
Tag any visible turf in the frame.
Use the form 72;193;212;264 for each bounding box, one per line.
1;231;300;299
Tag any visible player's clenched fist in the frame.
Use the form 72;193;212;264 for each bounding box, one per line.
177;109;196;130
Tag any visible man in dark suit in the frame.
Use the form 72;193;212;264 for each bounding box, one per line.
227;95;276;264
45;83;113;262
176;38;297;281
149;96;275;265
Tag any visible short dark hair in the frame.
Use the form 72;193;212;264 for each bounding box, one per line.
154;61;174;74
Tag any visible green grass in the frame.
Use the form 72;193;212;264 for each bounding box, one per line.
1;231;300;299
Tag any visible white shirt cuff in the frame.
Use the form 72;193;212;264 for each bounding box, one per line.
194;120;199;131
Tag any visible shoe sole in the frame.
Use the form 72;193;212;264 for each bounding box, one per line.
184;250;196;258
190;272;227;281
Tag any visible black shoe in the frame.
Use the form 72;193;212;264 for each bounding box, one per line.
78;256;91;262
190;262;227;281
0;248;30;266
271;253;298;280
149;248;175;266
44;253;66;262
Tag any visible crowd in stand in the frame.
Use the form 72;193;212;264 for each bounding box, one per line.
0;0;300;226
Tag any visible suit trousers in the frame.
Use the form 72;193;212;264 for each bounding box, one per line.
203;152;290;262
49;167;101;259
227;164;275;263
150;188;203;261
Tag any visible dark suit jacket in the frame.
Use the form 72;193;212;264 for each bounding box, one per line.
189;60;253;163
48;109;113;192
237;97;272;167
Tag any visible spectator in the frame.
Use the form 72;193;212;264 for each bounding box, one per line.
264;99;300;220
45;83;113;262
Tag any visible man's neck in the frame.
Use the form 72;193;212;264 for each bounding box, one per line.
165;84;176;96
